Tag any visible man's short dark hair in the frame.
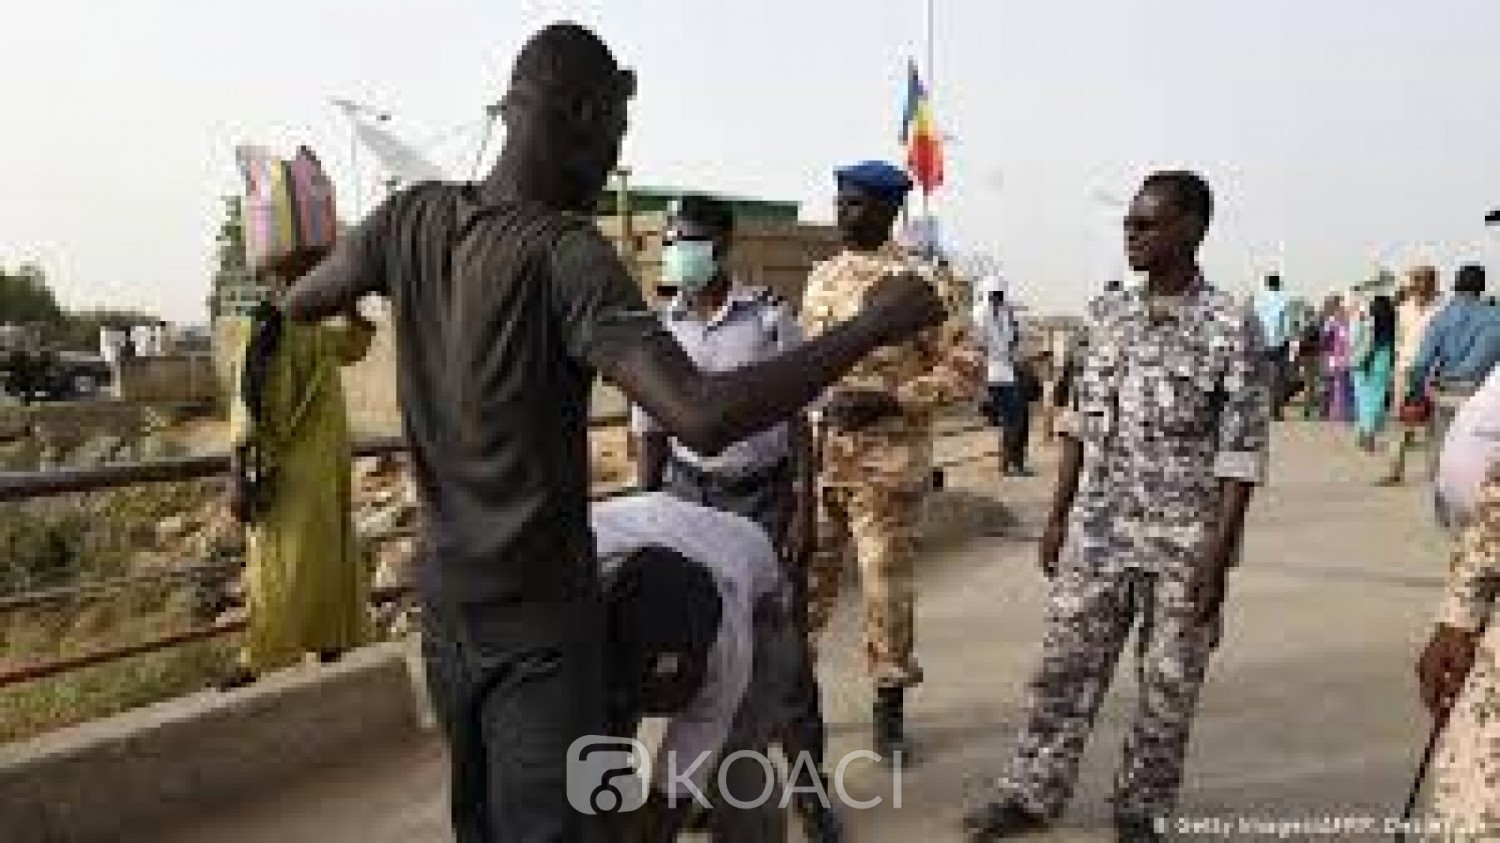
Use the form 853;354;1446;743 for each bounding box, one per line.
1266;274;1282;291
670;194;734;236
1142;170;1214;228
508;23;633;106
1456;264;1487;295
603;545;722;716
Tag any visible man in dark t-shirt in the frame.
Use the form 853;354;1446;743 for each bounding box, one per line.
286;23;946;843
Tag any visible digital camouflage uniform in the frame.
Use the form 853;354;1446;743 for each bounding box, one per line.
1431;457;1500;839
991;282;1270;822
800;241;983;689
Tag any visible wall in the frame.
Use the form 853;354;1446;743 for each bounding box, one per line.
0;402;154;452
337;300;402;437
0;643;427;843
113;355;219;405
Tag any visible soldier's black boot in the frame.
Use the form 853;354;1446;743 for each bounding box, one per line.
873;686;909;759
963;800;1048;840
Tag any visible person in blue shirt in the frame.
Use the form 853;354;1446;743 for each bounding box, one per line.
1405;264;1500;478
1254;274;1293;420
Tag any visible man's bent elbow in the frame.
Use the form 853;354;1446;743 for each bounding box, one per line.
668;407;734;457
282;288;324;323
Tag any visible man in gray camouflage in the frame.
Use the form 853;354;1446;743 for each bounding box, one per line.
964;171;1271;843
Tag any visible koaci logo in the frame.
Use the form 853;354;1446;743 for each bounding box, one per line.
566;736;651;815
567;736;903;814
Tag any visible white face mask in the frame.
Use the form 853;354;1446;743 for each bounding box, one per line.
660;240;719;293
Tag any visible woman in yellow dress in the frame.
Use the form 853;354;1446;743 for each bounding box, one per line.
223;260;376;686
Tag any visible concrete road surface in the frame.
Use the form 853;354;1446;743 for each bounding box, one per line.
161;422;1451;842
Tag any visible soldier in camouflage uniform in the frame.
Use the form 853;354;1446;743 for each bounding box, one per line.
1418;455;1500;839
966;172;1270;843
801;160;983;758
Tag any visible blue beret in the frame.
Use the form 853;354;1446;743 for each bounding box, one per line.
835;161;912;202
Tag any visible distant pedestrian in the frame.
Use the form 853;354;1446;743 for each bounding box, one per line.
1255;274;1294;420
1292;316;1325;420
1351;293;1397;452
965;171;1270;843
1379;266;1444;485
1321;295;1354;423
1012;354;1044;471
974;280;1033;476
1402;264;1500;477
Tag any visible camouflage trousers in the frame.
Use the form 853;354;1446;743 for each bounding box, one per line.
995;566;1222;821
807;483;925;689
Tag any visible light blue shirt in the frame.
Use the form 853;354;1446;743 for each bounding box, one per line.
1406;295;1500;398
1254;290;1291;349
630;283;803;476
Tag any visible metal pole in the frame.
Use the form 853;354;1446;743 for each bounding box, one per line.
351;121;362;218
616;167;635;280
922;0;935;236
926;0;935;102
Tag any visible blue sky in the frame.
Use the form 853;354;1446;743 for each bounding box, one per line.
3;0;1499;322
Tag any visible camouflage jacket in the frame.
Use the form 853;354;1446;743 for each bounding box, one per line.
1059;282;1271;573
1439;457;1500;633
800;242;984;489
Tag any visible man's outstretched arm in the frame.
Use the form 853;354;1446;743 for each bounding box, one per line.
284;201;394;322
601;308;933;457
554;229;944;458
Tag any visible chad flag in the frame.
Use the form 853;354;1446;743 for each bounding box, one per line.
901;60;944;195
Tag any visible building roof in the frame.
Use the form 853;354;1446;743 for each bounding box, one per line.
594;185;801;224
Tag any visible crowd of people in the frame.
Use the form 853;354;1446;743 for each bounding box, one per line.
216;20;1500;843
1254;264;1499;488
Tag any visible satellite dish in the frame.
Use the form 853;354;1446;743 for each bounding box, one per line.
332;99;451;189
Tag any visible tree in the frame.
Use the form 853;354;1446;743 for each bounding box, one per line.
0;263;64;326
209;196;263;318
216;196;246;273
0;263;158;352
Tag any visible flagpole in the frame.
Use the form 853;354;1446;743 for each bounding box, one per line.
923;0;934;222
350;118;362;218
926;0;935;106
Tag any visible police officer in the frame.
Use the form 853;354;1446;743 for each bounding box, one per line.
630;194;841;840
633;195;809;545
